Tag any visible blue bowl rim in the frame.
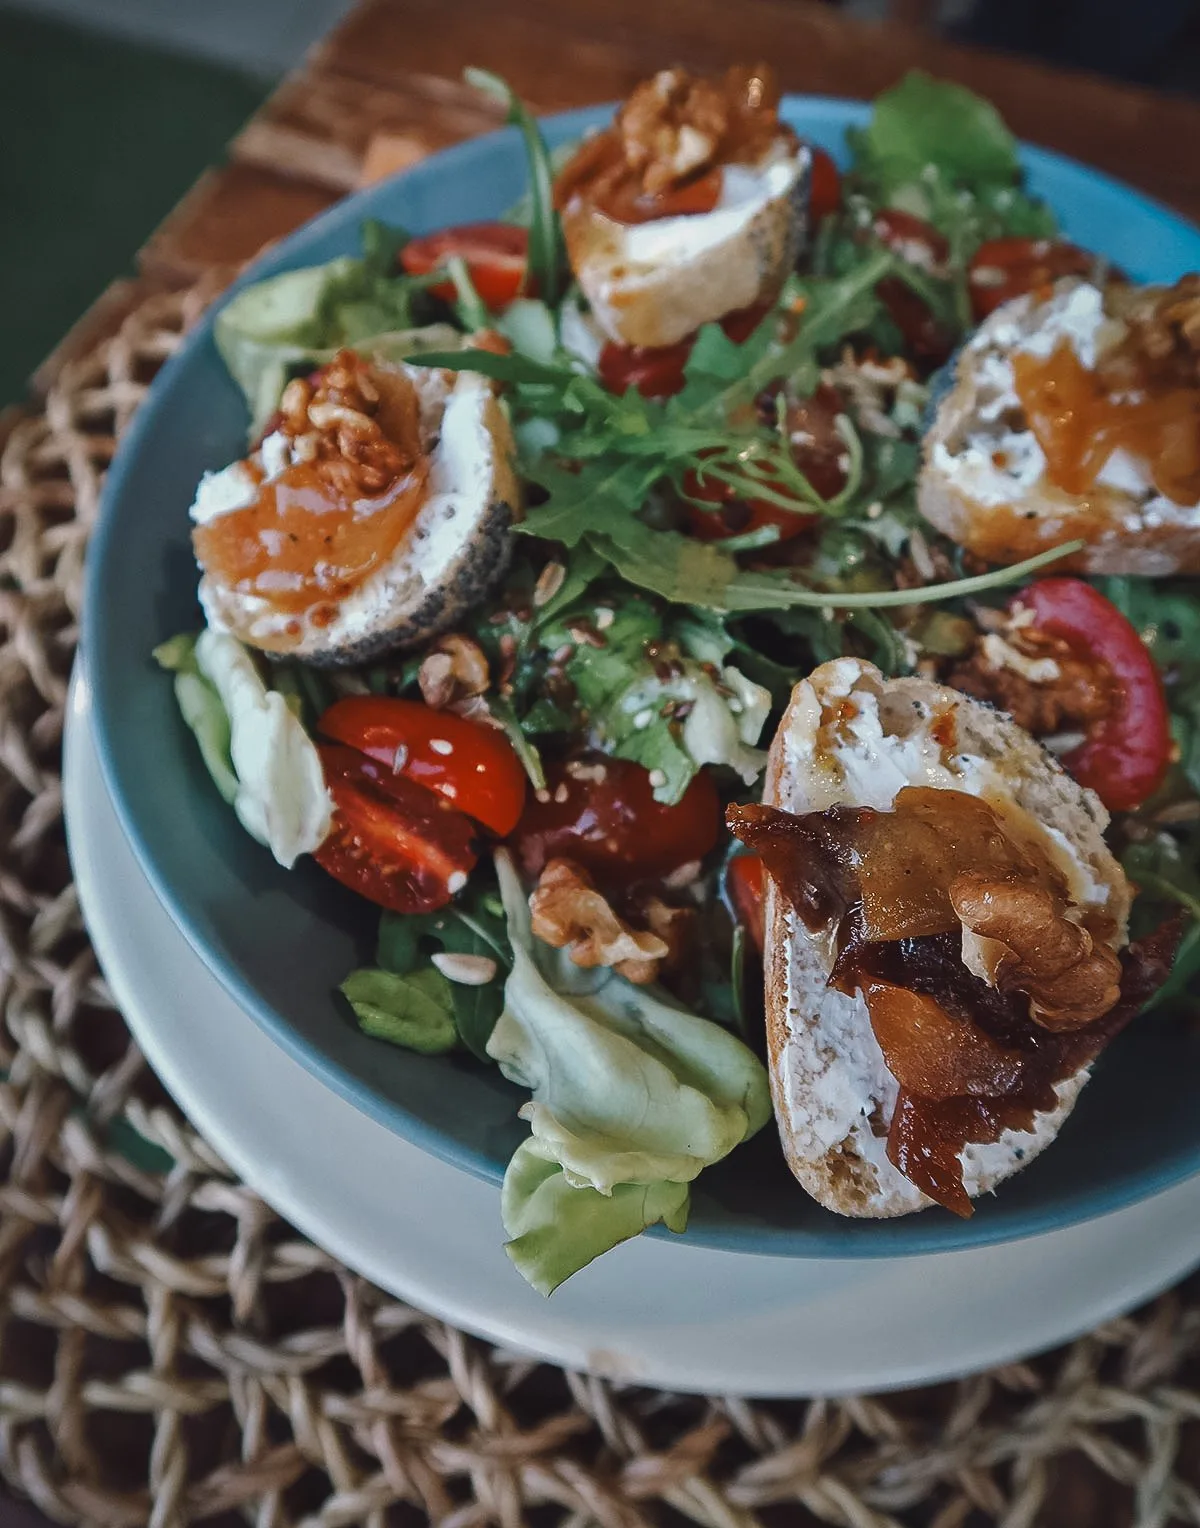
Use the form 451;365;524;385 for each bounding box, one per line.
82;94;1200;1259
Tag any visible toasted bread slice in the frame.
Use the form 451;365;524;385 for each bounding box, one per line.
762;658;1131;1217
561;142;809;350
918;279;1200;576
195;365;519;667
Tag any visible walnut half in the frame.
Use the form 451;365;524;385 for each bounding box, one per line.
530;859;672;984
950;872;1123;1030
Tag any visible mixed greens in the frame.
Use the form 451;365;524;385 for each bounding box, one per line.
159;70;1200;1292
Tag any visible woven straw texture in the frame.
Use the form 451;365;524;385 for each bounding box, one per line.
0;284;1199;1528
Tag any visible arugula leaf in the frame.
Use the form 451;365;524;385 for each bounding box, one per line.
341;968;458;1054
465;67;564;302
851;72;1021;192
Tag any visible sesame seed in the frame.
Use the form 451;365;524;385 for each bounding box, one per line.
648;769;666;789
634;708;653;729
447;871;468;894
594;607;615;630
392;743;409;773
429;739;453;755
443;784;457;798
554;783;570;804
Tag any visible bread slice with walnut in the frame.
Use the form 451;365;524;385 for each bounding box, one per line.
745;658;1134;1218
918;278;1200;576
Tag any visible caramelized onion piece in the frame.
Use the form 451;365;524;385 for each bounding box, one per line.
862;977;1025;1100
950;872;1123;1030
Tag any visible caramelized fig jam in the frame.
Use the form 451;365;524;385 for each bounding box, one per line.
553;65;794;225
1011;279;1200;506
728;789;1179;1215
193;351;429;621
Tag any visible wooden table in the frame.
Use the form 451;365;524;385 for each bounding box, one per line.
33;0;1200;394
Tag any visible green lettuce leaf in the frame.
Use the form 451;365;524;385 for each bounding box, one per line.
488;851;770;1294
214;223;458;428
341;968;458;1054
156;630;332;868
374;889;512;1061
851;72;1021;192
153;632;238;804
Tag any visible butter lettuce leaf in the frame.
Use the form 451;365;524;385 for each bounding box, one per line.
851;72;1021;192
214;222;458;429
489;852;770;1294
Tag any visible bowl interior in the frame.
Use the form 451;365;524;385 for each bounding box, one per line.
84;98;1200;1257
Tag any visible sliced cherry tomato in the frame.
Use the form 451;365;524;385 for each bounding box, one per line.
968;237;1094;322
315;744;478;914
808;146;842;222
399;222;529;309
319;697;527;837
598;302;771;399
1010;578;1171;813
512;756;722;885
872;209;950;270
683;383;844;541
726;854;766;951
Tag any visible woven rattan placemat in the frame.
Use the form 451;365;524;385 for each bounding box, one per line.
0;284;1198;1528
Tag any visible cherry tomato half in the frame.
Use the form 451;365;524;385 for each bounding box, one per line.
877;276;956;371
683;383;845;542
968;237;1094;322
512;756;722;886
597;302;770;399
1011;578;1171;813
808;146;842;222
399;222;530;309
725;854;766;951
319;697;527;838
315;744;478;914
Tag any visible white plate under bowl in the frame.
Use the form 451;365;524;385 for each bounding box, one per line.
64;666;1200;1397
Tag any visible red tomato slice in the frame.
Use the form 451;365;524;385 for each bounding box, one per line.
968;238;1094;322
315;744;478;914
807;146;842;222
319;697;527;837
877;276;956;371
872;208;951;269
597;302;771;399
399;222;530;309
1011;578;1171;813
726;854;766;951
512;756;722;886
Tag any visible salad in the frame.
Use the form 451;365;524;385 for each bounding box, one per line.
157;67;1199;1293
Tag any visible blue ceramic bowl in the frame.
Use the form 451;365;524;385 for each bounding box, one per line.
84;99;1200;1256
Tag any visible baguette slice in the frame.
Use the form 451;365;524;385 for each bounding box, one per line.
762;657;1132;1218
561;141;809;350
918;279;1200;576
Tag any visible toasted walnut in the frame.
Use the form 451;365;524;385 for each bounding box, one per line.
272;349;423;500
610;64;783;198
1105;275;1200;387
530;859;669;984
631;893;695;973
950;871;1123;1029
948;623;1113;738
418;634;490;711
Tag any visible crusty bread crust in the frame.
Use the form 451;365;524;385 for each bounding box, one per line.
763;659;1130;1218
918;283;1200;576
561;146;808;349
